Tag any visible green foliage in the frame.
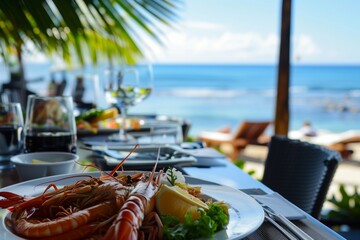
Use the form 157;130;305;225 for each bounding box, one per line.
75;108;103;122
234;159;245;169
162;203;229;240
234;159;256;176
166;167;178;186
326;184;360;222
185;136;195;142
0;0;182;66
247;169;256;176
207;201;229;231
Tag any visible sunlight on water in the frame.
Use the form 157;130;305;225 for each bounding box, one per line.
1;63;359;136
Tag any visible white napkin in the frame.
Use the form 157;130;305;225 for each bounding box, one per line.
253;192;306;220
179;147;226;158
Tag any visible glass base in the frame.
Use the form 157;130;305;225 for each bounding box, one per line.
0;160;15;170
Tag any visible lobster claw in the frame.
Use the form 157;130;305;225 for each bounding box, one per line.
0;191;24;208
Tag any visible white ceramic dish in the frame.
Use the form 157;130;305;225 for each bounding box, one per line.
10;152;78;180
0;172;264;240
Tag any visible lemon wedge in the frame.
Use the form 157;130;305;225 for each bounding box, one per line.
31;159;48;164
155;184;208;221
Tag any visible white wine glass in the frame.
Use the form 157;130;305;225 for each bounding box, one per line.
131;63;153;105
104;63;153;141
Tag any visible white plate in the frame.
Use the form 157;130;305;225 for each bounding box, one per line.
0;172;264;240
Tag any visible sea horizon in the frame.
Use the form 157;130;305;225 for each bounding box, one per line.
1;63;359;136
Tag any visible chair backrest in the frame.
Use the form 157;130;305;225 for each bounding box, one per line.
261;135;341;219
234;121;271;143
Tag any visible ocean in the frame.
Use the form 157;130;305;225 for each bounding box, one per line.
1;63;360;136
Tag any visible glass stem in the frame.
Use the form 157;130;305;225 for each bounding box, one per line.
119;106;128;139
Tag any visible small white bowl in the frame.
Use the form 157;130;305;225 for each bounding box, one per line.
11;152;79;181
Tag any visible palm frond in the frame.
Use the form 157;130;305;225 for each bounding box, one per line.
0;0;182;66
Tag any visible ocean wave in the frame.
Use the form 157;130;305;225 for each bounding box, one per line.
349;89;360;97
156;86;360;99
290;86;309;93
157;88;240;98
156;88;276;98
262;89;276;97
305;86;360;92
289;86;360;97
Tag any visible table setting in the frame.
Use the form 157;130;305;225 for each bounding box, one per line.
79;118;184;146
0;76;345;240
0;156;344;240
0;142;345;240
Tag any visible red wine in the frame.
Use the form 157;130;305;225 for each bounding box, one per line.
0;126;23;158
25;131;76;153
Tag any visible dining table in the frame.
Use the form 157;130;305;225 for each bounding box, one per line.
182;158;345;240
0;137;345;240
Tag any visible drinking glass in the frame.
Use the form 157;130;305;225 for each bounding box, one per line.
24;95;77;153
131;63;153;104
104;63;153;141
0;103;24;168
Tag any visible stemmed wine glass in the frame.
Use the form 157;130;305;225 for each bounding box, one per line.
103;63;153;141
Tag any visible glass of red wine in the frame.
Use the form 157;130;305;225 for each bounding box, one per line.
0;102;24;169
24;95;77;153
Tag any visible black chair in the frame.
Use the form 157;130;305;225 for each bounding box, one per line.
261;135;341;219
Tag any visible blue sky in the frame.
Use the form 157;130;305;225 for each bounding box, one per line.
146;0;360;64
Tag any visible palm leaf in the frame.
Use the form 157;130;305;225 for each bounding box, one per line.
0;0;181;66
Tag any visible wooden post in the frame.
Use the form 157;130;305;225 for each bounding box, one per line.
15;44;27;107
275;0;292;136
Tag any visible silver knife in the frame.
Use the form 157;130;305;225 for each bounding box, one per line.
264;212;298;240
259;201;314;240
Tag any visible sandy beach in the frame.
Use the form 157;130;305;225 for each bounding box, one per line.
235;142;360;212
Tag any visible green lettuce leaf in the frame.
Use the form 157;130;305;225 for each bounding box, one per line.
162;202;229;240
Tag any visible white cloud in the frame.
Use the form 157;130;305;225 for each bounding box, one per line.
143;20;323;64
292;34;319;62
18;19;321;65
145;21;281;63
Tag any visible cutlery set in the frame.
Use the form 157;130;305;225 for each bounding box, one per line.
256;199;314;240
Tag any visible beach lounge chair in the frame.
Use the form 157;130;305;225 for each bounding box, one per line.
262;136;341;219
199;121;271;161
289;130;360;158
327;135;360;158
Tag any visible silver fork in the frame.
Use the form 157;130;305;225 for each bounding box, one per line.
263;210;298;240
259;201;314;240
